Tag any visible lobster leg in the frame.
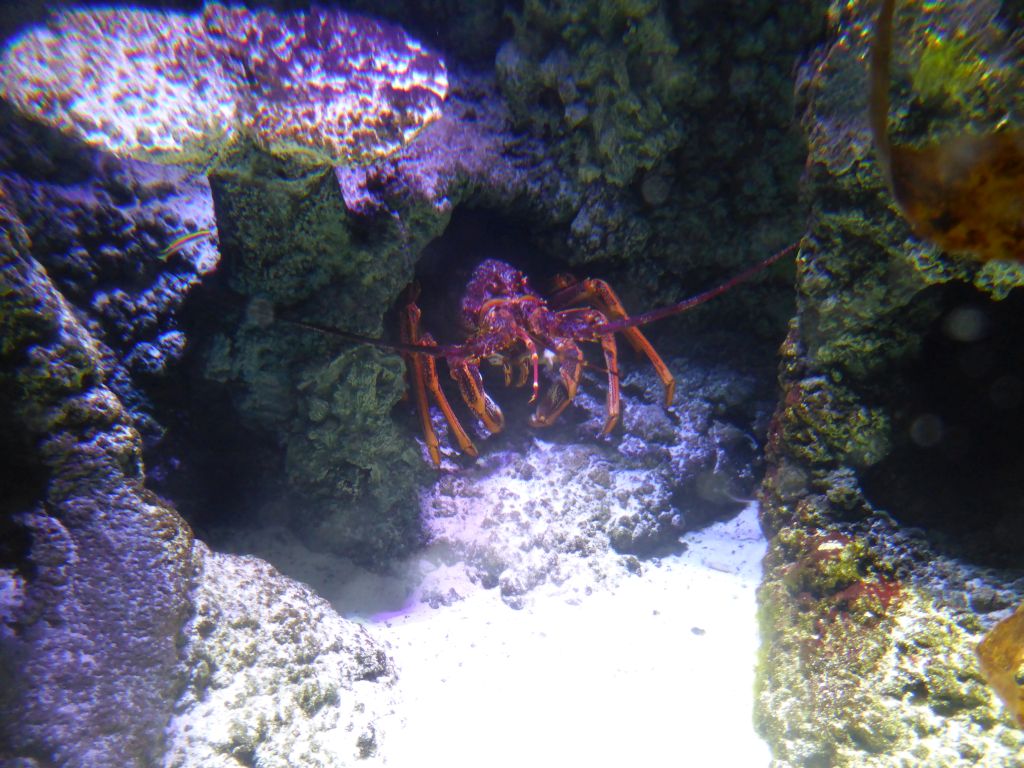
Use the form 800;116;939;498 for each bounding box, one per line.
450;359;505;434
401;290;478;466
596;331;621;434
515;329;541;402
499;341;538;398
550;277;675;407
546;308;624;434
529;334;585;428
529;331;620;433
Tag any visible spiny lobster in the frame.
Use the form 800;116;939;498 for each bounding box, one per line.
294;243;795;466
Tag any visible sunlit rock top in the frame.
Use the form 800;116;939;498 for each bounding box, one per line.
203;4;448;166
1;8;237;166
0;3;448;168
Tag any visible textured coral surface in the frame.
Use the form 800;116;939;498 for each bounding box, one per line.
756;1;1024;764
1;4;447;167
0;185;196;767
494;0;825;308
165;544;397;768
203;4;448;166
1;8;234;166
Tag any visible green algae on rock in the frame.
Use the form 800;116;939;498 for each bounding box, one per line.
498;0;691;188
757;0;1024;763
200;146;444;561
493;0;823;337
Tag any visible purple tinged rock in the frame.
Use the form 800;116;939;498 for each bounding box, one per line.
203;3;449;166
0;185;196;767
0;4;448;168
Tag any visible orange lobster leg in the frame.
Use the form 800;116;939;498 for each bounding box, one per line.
451;361;505;433
401;292;477;466
490;330;541;399
596;331;620;434
529;336;584;428
546;309;623;434
529;382;570;428
553;278;676;406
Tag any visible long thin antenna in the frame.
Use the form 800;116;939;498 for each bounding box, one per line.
279;316;453;357
593;241;797;335
281;242;796;354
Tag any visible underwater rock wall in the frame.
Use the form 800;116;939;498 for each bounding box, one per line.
0;124;404;768
0;1;827;564
165;545;397;768
266;0;830;560
194;73;543;563
242;0;826;556
757;1;1024;764
0;134;219;435
494;0;826;314
0;186;195;766
0;1;459;565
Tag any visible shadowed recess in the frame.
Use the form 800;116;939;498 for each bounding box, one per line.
862;284;1024;568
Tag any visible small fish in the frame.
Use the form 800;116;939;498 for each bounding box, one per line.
976;602;1024;728
158;228;215;261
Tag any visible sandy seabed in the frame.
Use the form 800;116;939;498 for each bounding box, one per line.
335;504;770;767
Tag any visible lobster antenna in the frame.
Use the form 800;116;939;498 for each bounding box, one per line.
593;241;797;335
273;242;796;353
278;316;453;357
196;290;452;357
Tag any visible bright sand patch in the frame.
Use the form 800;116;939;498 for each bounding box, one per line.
344;504;770;766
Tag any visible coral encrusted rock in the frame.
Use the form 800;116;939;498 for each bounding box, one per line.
493;0;826;312
0;183;196;767
196;73;532;563
0;4;447;168
0;179;400;768
756;1;1024;765
164;544;397;768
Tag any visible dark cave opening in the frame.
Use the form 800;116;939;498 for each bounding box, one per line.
0;411;46;579
408;206;573;339
862;283;1024;569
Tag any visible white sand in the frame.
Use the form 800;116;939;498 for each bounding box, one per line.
337;504;770;767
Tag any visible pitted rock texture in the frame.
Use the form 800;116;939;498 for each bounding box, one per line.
412;344;774;609
0;183;195;768
165;544;397;768
757;1;1024;764
1;4;447;167
0;153;218;441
